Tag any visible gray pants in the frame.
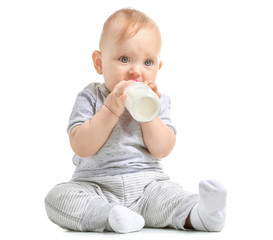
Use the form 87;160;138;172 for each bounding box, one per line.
45;171;199;232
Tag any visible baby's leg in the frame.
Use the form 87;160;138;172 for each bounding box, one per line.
189;179;227;231
45;181;116;232
138;179;199;230
45;180;144;233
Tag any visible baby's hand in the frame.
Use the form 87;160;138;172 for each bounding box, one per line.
144;80;161;98
105;80;135;117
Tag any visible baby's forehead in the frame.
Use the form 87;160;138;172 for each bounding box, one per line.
99;16;160;50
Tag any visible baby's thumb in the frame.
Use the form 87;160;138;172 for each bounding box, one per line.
120;94;127;103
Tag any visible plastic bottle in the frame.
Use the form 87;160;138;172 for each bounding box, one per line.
124;81;161;122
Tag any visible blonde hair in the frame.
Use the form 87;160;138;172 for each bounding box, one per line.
99;8;161;49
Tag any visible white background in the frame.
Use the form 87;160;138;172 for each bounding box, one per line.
1;0;272;239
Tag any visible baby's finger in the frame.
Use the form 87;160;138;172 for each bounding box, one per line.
145;81;161;98
148;82;156;89
120;94;127;103
115;80;128;97
119;80;135;96
144;81;156;89
156;91;161;98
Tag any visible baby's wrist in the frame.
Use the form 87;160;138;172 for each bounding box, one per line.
104;104;120;118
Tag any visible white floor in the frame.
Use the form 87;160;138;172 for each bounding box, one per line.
60;228;228;240
5;215;271;240
21;226;271;240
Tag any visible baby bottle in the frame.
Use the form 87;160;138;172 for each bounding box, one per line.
124;81;161;122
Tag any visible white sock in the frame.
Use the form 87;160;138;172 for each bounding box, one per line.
190;179;227;232
107;205;145;234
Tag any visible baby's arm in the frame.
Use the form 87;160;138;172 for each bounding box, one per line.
69;81;133;157
140;81;176;158
69;105;118;157
141;118;176;158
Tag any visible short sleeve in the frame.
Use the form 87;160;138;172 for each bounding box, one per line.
67;89;96;134
159;94;177;135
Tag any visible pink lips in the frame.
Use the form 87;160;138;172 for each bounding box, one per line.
132;79;139;82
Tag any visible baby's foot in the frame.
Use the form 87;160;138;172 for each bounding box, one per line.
190;179;227;231
107;205;145;234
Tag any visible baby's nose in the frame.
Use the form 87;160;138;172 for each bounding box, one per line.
128;64;141;78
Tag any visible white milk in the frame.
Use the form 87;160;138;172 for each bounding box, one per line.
124;82;161;122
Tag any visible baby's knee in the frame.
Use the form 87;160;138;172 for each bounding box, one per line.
44;182;91;231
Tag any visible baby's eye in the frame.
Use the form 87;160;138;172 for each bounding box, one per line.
144;59;153;66
119;57;130;63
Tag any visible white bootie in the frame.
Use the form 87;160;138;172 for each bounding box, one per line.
190;179;227;232
107;205;145;234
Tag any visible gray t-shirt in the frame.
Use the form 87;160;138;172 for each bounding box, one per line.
67;82;176;178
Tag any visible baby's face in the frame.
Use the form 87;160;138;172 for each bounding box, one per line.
100;26;162;92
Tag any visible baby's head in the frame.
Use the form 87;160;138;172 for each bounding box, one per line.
99;9;161;51
93;8;162;92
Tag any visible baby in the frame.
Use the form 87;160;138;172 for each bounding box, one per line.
45;8;227;233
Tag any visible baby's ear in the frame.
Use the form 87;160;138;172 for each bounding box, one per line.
92;50;103;74
159;60;163;70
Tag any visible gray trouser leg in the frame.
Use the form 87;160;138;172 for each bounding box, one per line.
45;181;116;232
